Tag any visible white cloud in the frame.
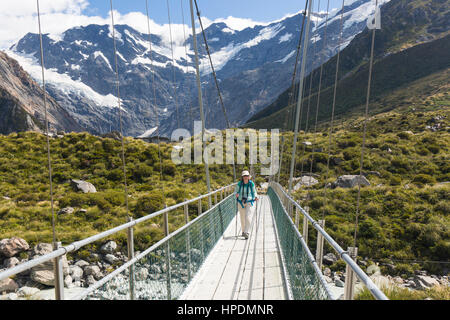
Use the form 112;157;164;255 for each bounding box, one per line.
200;16;265;32
0;0;191;50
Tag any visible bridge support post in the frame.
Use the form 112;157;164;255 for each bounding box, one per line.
198;195;205;260
315;219;325;271
214;191;218;205
184;200;191;282
164;208;172;300
295;207;299;230
303;207;309;245
220;189;223;201
53;241;65;300
344;247;358;300
127;217;135;300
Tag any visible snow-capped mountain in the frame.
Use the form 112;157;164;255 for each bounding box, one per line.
7;0;388;136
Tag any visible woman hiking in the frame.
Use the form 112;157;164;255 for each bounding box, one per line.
234;170;258;239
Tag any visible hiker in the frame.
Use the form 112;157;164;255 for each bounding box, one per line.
234;170;258;239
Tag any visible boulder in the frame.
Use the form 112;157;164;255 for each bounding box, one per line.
85;275;96;286
84;265;101;280
366;264;381;275
414;275;440;289
70;265;84;282
3;257;20;269
323;253;337;266
0;237;29;257
0;278;18;293
74;260;89;268
323;268;331;277
64;275;73;288
333;175;370;189
58;207;74;215
70;179;97;193
2;196;11;201
100;241;117;254
17;286;40;297
104;254;119;264
30;243;69;286
293;176;319;190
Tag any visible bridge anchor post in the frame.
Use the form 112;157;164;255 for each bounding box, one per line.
303;207;309;245
53;241;65;300
184;200;192;282
315;219;325;271
344;247;358;300
127;216;135;300
163;207;172;299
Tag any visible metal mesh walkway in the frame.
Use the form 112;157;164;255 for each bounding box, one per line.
181;195;288;300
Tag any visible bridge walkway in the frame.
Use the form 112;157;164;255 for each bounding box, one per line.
181;195;287;300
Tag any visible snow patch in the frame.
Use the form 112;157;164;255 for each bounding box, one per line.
279;33;293;43
93;51;113;71
6;50;120;110
137;127;158;138
275;50;295;64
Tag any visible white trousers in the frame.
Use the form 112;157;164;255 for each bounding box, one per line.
238;202;252;233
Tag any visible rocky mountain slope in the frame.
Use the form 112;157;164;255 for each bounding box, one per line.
0;51;83;135
6;0;388;136
246;0;449;129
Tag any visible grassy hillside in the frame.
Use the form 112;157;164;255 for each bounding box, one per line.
0;106;448;274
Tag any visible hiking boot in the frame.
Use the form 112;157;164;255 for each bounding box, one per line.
243;232;249;240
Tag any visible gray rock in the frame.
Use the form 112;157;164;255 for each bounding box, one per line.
75;260;89;268
2;196;11;200
70;179;97;193
333;175;370;188
104;254;118;264
84;265;101;277
335;279;345;287
3;257;20;268
17;286;40;297
86;275;96;286
64;275;73;287
78;209;87;213
366;264;381;275
58;207;74;215
70;265;83;282
323;276;333;283
293;176;319;190
30;243;69;286
323;268;331;277
0;237;29;257
100;241;117;254
414;275;440;289
323;253;337;265
0;278;18;293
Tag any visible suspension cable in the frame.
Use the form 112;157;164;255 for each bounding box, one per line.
321;0;345;219
278;2;309;184
193;0;237;181
287;0;314;195
353;0;379;248
309;0;330;197
36;0;57;244
180;0;195;128
166;0;181;129
109;0;130;218
145;0;167;207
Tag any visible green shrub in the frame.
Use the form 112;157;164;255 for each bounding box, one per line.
412;174;436;185
133;193;164;217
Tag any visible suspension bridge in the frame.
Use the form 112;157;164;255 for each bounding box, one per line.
0;0;393;300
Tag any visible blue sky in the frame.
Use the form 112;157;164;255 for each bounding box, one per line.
86;0;345;25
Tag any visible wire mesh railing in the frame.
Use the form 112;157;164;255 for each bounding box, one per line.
76;193;237;300
268;186;330;300
269;182;388;300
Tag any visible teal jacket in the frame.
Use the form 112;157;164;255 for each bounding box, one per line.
234;180;258;202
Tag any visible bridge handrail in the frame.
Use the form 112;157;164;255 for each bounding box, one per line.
0;183;237;282
270;182;388;300
73;191;237;300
